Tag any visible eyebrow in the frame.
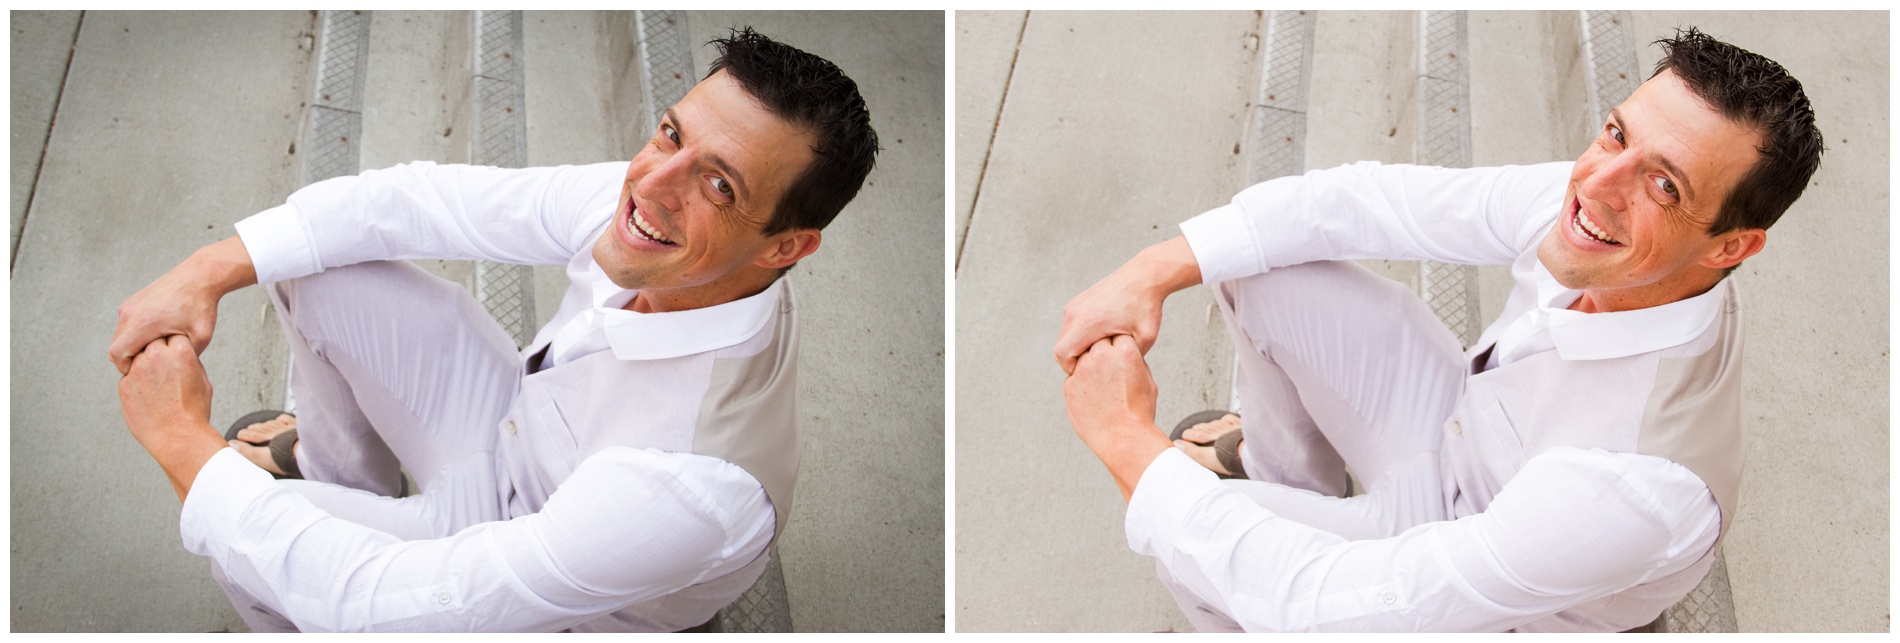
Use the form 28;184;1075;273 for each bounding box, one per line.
663;108;751;202
1609;108;1696;203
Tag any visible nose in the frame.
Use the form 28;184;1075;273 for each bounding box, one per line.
1577;148;1641;214
634;149;693;214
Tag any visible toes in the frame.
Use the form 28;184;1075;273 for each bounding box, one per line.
1173;439;1231;476
228;440;285;476
1181;414;1239;443
236;415;296;443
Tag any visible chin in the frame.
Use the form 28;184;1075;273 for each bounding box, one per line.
1536;230;1591;290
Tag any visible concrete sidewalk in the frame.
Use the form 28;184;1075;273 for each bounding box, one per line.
955;10;1886;632
11;10;943;632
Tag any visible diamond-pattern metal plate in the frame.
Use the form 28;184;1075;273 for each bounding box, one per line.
1581;10;1641;125
1234;10;1318;414
470;10;535;348
631;13;796;626
1247;10;1315;185
312;11;370;112
290;11;376;412
637;11;696;139
1659;549;1739;632
711;554;794;632
1415;11;1480;347
303;11;371;186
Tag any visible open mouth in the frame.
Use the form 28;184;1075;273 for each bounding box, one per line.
628;201;677;246
1572;199;1621;246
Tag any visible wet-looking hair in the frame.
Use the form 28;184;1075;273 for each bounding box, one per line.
707;27;880;236
1650;27;1823;235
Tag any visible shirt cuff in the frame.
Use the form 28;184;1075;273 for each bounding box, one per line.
233;203;320;284
1125;447;1225;557
179;448;278;558
1179;203;1259;286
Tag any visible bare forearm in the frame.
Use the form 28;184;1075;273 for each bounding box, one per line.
146;423;227;503
1086;423;1172;503
1125;235;1203;300
186;235;260;297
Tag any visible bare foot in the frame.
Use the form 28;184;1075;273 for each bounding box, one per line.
1173;413;1241;476
227;413;297;476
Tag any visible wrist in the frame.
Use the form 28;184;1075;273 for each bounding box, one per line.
149;421;226;503
185;236;259;296
1127;236;1202;299
1076;417;1170;503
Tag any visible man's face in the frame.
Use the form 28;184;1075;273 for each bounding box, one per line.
593;70;816;301
1538;69;1762;302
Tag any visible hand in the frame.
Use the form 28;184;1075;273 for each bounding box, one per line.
119;335;224;502
1063;334;1170;502
1063;335;1159;438
108;236;257;374
1053;236;1202;375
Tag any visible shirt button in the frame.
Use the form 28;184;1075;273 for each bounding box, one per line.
1382;592;1397;605
1450;421;1462;435
505;420;517;435
436;591;452;605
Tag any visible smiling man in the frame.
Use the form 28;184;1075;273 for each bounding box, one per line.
1055;29;1821;631
109;28;877;631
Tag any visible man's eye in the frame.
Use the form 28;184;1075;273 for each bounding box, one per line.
1609;125;1624;145
711;176;733;196
1654;175;1677;196
662;124;679;145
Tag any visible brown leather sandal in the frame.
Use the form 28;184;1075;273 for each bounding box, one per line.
1170;410;1247;480
224;410;301;480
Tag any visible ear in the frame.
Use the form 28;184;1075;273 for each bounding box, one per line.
1700;228;1766;270
754;228;822;270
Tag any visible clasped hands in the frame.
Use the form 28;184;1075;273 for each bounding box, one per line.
110;239;256;502
1055;237;1202;502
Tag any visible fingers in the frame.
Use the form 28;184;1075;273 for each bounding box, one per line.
1070;334;1137;373
108;329;139;375
122;335;192;373
1052;323;1096;376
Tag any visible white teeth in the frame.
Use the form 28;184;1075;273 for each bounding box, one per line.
630;207;672;244
1575;208;1616;244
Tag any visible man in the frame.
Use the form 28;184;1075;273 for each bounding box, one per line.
111;28;878;632
1056;29;1820;632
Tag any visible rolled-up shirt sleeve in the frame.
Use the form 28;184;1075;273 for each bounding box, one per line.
1126;446;1719;632
1179;161;1572;285
233;161;625;284
181;446;773;632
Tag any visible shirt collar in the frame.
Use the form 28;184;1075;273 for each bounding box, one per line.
582;261;782;361
1532;261;1729;361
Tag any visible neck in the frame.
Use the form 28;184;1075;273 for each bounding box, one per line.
624;267;779;314
1570;269;1723;314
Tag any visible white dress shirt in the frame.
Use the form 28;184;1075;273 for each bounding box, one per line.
1142;161;1724;631
186;161;776;631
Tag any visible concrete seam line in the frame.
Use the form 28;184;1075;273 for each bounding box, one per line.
470;10;536;349
1414;10;1481;348
14;10;87;275
955;10;1030;274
